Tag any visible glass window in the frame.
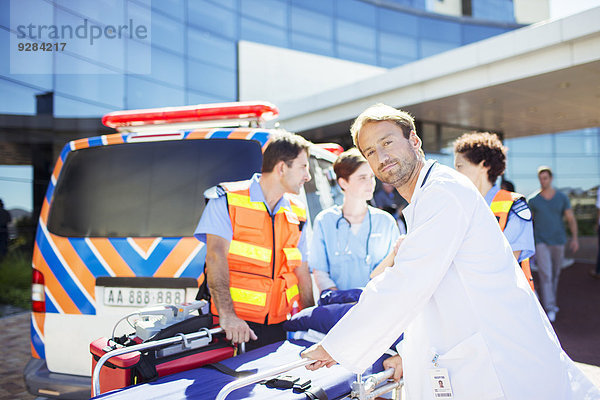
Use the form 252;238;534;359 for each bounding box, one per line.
419;39;457;58
378;9;418;36
55;73;124;109
291;7;333;40
187;59;236;99
54;95;115;117
379;32;418;58
291;32;334;57
336;0;376;26
126;76;185;109
187;90;232;104
556;156;599;177
554;129;600;155
336;44;376;65
505;134;554;155
418;16;461;42
472;0;515;23
151;0;184;21
54;8;126;72
205;0;237;10
336;20;376;50
146;46;185;87
1;31;53;88
54;50;122;75
47;139;264;237
187;1;236;39
462;24;509;45
505;155;554;180
379;53;413;68
0;78;37;114
240;17;288;47
187;29;236;69
305;155;340;225
290;0;334;14
420;122;439;153
54;0;126;24
151;12;184;54
241;0;287;28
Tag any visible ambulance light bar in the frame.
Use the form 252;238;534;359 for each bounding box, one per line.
102;101;279;128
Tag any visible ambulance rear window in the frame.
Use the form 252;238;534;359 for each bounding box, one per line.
47;139;262;237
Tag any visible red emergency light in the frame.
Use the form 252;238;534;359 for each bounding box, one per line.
102;101;279;128
316;143;344;156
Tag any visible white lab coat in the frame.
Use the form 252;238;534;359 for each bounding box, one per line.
321;160;600;400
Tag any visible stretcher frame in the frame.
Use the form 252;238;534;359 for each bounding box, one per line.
92;329;404;400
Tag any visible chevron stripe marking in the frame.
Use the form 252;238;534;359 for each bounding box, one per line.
72;138;90;150
153;238;201;278
33;311;45;336
227;129;251;139
41;224;96;309
127;237;161;259
105;133;126;145
173;242;204;278
39;200;49;226
33;243;77;314
186;130;210;139
87;238;135;277
52;236;96;301
52;157;63;182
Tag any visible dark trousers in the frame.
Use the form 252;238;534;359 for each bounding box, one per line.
244;321;286;351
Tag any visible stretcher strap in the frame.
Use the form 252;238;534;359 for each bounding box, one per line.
203;362;256;378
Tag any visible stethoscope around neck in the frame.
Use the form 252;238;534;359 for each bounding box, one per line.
334;206;373;265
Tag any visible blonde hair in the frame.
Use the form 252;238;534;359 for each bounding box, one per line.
350;103;423;157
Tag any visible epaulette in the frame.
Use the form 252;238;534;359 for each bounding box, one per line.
203;185;226;200
511;198;532;221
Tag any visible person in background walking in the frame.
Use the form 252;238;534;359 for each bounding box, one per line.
528;166;579;322
591;188;600;279
0;199;11;259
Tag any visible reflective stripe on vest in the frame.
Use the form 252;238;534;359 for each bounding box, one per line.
230;287;267;307
286;284;299;304
229;239;272;265
491;189;535;291
283;247;302;262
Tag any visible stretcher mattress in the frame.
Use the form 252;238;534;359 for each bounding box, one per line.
93;339;384;399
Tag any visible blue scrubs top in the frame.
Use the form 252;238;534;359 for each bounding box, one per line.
309;206;400;290
194;173;307;260
484;184;535;263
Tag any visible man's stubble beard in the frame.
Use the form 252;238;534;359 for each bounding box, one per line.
377;153;419;189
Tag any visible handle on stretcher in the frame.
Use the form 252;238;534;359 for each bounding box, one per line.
215;358;314;400
91;327;224;397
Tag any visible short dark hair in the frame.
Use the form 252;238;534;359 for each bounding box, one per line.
453;132;506;184
262;132;311;173
537;166;553;177
333;148;366;182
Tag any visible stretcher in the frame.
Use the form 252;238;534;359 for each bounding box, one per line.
91;332;403;400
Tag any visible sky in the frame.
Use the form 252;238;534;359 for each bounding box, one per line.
1;0;599;213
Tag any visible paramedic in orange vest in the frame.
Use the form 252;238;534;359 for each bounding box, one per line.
194;132;315;350
453;132;535;290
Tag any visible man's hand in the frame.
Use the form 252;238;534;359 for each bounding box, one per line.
570;238;579;253
219;313;257;345
301;343;337;370
383;354;403;382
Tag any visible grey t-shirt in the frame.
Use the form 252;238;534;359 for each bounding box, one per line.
528;190;571;245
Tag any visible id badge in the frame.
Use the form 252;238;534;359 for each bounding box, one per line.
429;368;453;398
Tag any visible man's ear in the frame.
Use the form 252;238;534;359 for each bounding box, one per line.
409;130;422;148
337;177;348;191
275;160;286;176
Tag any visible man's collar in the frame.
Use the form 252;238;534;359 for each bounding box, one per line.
249;173;291;214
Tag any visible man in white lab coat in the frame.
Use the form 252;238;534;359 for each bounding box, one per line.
302;104;600;399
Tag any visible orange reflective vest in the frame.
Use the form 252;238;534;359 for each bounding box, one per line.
212;179;306;324
490;189;535;291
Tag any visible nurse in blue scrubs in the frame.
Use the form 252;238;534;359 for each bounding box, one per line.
309;148;400;292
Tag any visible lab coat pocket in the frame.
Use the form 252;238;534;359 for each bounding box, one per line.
436;332;504;399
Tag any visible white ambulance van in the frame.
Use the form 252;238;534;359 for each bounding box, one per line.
24;102;342;398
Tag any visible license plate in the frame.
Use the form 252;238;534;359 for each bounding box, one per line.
103;287;185;306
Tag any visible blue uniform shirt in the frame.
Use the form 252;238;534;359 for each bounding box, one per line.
309;206;400;290
194;174;307;260
485;184;535;262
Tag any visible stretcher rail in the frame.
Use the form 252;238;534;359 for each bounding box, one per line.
91;327;224;397
215;358;314;400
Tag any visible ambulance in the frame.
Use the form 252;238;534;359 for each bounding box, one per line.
24;101;342;398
